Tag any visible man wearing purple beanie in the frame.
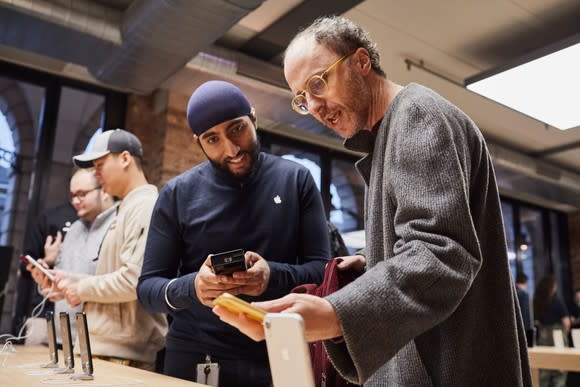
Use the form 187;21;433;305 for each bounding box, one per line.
137;80;330;386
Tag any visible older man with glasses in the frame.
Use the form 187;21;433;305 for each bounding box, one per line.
216;15;532;387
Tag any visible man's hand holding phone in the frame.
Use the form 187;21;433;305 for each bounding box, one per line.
195;250;271;307
214;293;344;343
216;251;270;297
22;255;55;286
195;254;245;307
213;292;266;322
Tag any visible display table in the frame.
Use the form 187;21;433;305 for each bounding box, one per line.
0;344;205;386
528;346;580;387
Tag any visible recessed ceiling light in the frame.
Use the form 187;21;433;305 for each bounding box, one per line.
465;36;580;130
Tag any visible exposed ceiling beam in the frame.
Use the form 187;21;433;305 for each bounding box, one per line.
528;141;580;158
240;0;363;62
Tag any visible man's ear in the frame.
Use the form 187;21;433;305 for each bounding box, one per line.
119;150;132;169
194;134;208;157
193;134;202;148
249;107;257;128
355;47;371;75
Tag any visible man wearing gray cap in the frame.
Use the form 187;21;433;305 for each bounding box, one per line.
137;80;330;386
56;129;167;371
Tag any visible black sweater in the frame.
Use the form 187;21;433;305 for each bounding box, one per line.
138;152;330;359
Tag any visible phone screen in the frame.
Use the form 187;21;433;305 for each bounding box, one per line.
59;312;74;369
46;311;58;365
21;255;55;281
75;312;93;376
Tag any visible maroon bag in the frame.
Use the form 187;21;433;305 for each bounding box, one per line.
292;258;360;387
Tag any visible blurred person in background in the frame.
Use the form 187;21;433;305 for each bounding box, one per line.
516;273;533;346
533;274;570;387
27;168;116;344
11;188;77;343
56;129;167;371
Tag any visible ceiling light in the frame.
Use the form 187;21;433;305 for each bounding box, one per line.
465;36;580;130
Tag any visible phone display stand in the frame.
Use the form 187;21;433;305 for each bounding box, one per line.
68;312;94;380
41;311;59;369
69;373;95;381
51;313;74;374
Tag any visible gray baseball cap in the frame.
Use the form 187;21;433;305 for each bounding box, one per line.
73;129;143;168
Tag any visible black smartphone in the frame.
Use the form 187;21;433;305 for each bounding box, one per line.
45;311;58;366
75;312;94;379
209;249;247;275
59;312;74;371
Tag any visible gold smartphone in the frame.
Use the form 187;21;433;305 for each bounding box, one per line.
213;292;266;323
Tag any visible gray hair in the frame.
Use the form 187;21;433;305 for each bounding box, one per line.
286;15;386;78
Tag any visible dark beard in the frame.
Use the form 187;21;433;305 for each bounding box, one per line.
208;136;261;179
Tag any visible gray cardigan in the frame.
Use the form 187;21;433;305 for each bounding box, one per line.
325;83;532;386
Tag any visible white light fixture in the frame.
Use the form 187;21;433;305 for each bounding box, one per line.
465;36;580;130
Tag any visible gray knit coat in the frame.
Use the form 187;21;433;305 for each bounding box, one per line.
325;83;532;387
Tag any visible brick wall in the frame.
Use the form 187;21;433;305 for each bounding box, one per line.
125;90;206;188
162;93;206;185
569;212;580;290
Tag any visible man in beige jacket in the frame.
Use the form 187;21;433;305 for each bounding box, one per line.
56;129;167;371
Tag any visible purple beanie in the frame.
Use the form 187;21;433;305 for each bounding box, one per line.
186;80;252;135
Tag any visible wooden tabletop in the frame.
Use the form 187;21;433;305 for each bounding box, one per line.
528;346;580;372
0;344;205;387
528;346;580;387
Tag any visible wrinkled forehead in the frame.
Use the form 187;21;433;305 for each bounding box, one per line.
284;38;335;92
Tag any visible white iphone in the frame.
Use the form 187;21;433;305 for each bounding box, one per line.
264;313;314;387
21;254;55;281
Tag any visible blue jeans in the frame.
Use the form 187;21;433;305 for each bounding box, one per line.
164;349;271;387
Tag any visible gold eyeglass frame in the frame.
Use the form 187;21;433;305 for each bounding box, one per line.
291;53;353;115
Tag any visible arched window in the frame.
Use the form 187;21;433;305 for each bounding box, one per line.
0;112;15;169
0;111;16;244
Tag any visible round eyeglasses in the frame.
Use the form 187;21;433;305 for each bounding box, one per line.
70;186;100;202
291;53;353;115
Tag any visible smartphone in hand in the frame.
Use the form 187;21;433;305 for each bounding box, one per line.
21;254;55;281
264;313;315;387
209;249;247;275
213;292;266;323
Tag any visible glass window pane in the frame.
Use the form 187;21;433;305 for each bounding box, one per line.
45;87;104;208
519;206;543;299
549;211;572;307
0;78;45;245
0;77;46;333
266;143;321;188
501;201;518;279
331;158;364;233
